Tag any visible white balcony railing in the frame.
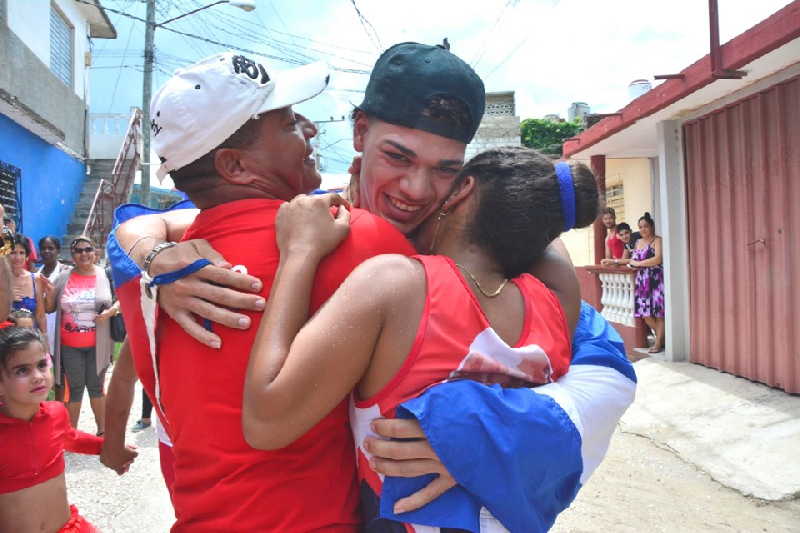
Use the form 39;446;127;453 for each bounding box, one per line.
598;271;636;327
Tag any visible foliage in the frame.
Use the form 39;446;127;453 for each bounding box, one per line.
520;118;584;156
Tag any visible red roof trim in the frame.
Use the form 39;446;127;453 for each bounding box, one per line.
563;0;800;158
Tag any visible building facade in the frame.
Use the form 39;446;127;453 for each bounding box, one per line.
0;0;115;244
563;1;800;393
465;91;521;160
567;101;590;122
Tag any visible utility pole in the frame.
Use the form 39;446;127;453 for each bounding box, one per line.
140;0;156;207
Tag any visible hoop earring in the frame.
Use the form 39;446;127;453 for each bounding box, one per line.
429;210;448;253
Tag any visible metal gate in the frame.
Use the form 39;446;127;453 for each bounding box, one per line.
683;75;800;393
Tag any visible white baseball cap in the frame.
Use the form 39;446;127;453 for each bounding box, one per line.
150;52;330;180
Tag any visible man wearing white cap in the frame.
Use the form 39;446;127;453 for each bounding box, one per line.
107;52;415;532
111;44;635;532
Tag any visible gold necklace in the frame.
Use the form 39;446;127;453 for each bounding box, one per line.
456;263;509;298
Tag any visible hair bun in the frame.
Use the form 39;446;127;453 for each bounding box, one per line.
643;212;653;220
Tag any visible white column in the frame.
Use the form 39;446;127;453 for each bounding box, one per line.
656;120;690;362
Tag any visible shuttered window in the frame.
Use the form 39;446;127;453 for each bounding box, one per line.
50;5;73;88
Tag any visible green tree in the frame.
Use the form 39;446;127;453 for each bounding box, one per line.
520;118;583;156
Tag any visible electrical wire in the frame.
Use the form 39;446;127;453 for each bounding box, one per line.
485;34;530;76
75;0;371;74
107;17;137;113
349;0;382;51
472;0;516;68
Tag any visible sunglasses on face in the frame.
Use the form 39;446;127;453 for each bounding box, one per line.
72;247;94;254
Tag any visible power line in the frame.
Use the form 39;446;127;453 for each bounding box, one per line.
485;35;530;76
208;10;372;68
76;0;371;74
472;0;516;68
349;0;381;51
107;17;137;112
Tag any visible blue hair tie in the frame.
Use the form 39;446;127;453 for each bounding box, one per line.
147;259;213;288
555;162;576;232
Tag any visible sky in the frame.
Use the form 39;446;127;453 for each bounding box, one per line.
90;0;793;175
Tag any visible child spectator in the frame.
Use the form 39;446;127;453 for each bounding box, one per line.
602;222;637;265
0;328;127;531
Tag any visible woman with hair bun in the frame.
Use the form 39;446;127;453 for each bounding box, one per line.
241;146;599;530
630;212;664;352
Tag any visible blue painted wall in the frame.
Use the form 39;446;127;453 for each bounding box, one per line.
0;114;86;247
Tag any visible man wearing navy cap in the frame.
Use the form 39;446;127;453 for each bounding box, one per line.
111;42;636;531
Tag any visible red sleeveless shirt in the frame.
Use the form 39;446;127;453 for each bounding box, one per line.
351;254;571;531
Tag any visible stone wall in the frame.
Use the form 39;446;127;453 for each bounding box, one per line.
465;114;521;160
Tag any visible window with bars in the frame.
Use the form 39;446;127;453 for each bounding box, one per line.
50;5;73;88
0;161;20;227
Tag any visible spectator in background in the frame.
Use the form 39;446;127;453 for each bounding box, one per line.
4;216;39;270
44;237;119;434
630;212;664;353
38;236;70;400
10;234;47;337
617;222;637;255
602;222;637;266
131;390;153;432
602;207;625;260
37;237;69;351
0;213;12;323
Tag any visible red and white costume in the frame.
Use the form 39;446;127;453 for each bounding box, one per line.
351;255;571;531
0;401;102;532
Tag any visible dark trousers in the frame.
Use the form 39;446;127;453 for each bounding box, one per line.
61;345;105;402
142;391;153;419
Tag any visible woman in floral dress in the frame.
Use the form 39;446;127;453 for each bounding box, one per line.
630;212;664;352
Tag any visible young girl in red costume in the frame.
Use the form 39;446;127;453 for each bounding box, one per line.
0;327;117;532
243;147;599;531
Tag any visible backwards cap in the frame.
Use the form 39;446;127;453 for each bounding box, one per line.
150;52;330;179
358;42;485;144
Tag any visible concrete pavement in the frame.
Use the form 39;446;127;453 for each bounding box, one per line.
66;380;173;532
63;358;800;531
621;358;800;501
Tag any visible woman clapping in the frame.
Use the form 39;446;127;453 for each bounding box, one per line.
45;237;118;434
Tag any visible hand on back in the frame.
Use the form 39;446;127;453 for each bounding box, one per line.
148;239;265;348
275;194;351;261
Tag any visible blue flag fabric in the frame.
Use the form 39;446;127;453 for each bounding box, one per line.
381;302;636;532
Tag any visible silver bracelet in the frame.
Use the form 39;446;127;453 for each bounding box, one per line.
126;234;158;257
142;242;177;276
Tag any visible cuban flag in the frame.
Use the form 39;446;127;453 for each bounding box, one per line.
106;200;196;439
380;302;638;532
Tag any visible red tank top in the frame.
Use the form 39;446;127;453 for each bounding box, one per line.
351;255;571;529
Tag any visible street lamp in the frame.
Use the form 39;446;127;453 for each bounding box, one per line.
140;0;256;207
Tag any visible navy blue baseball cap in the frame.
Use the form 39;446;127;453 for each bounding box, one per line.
358;42;485;144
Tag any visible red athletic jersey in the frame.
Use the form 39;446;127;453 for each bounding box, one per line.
155;199;415;533
351;255;571;530
0;401;103;494
606;233;625;259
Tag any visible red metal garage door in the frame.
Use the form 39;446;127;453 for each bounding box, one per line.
684;74;800;393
